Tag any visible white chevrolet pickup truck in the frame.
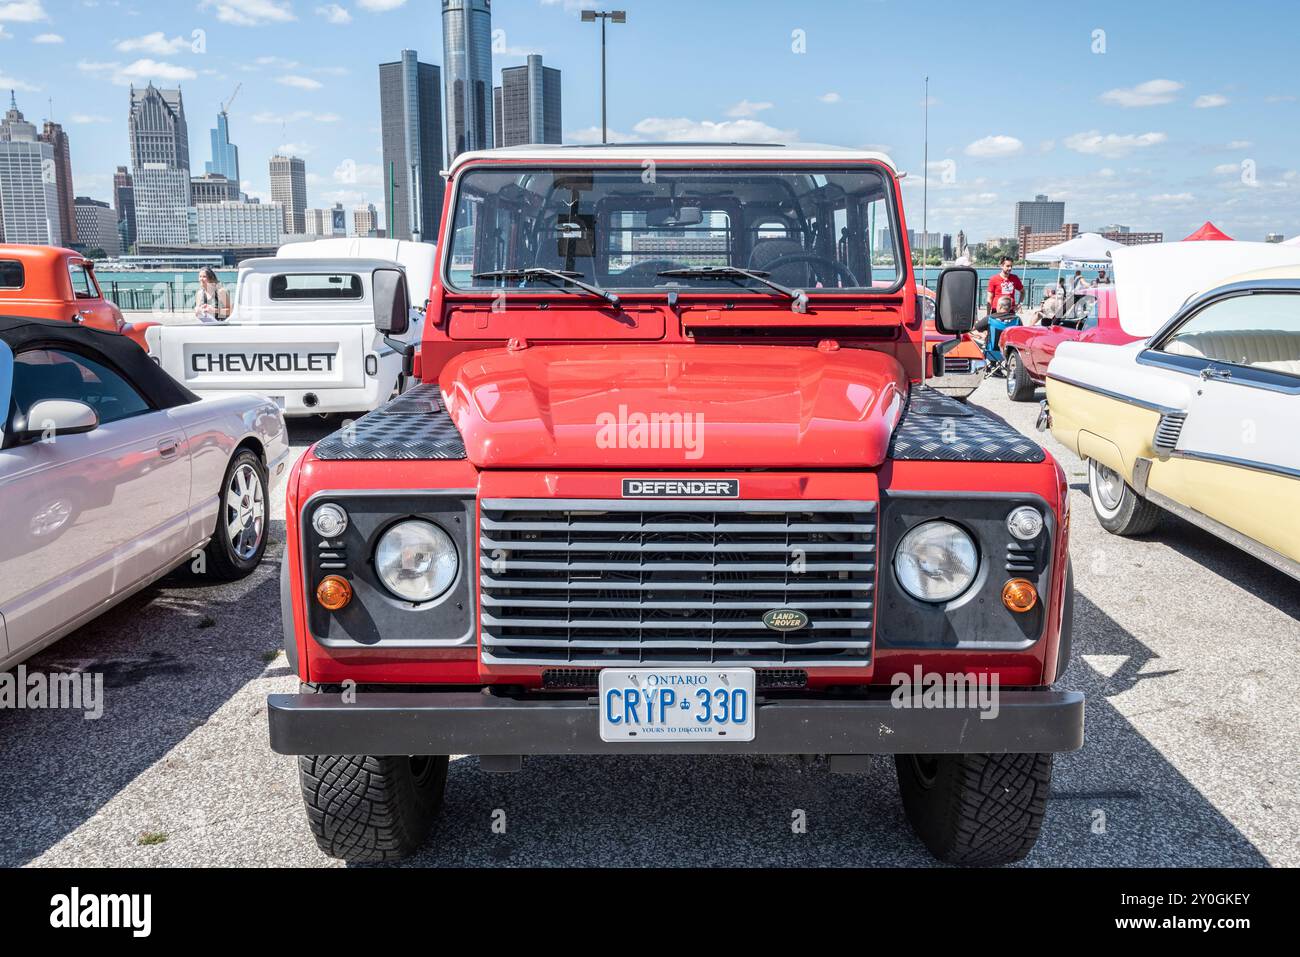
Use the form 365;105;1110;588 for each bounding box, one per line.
146;238;430;416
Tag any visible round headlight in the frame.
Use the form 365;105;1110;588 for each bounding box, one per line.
312;503;348;539
1007;506;1044;541
375;520;458;602
894;520;979;604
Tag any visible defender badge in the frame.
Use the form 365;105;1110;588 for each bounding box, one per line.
762;609;809;632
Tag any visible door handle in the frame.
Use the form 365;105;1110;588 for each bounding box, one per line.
1199;366;1232;381
157;439;179;457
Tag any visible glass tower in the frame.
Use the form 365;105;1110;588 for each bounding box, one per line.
441;0;494;159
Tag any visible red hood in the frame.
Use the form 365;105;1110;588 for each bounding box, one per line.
439;343;908;469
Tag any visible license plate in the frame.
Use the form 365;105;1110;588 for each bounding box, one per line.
598;668;755;742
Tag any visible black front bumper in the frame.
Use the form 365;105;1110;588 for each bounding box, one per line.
267;688;1084;757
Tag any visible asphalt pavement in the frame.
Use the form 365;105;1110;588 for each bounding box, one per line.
2;380;1296;868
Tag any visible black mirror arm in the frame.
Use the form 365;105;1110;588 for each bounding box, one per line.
383;336;417;377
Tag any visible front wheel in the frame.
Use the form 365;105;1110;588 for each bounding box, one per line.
896;752;1053;865
1088;459;1162;536
298;754;449;862
1005;349;1036;401
203;448;268;580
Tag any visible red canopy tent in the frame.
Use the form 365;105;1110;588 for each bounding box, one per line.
1183;221;1233;241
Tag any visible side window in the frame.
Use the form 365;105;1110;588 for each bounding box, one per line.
68;263;98;300
1159;292;1300;378
269;273;363;300
0;259;24;289
11;348;152;426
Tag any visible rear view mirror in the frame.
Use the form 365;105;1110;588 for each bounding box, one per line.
647;206;703;228
17;399;99;442
934;266;978;334
372;268;411;336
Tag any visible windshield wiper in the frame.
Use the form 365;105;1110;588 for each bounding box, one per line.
656;266;798;300
471;267;620;306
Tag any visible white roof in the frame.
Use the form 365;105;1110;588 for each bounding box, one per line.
240;256;401;273
1025;231;1126;264
274;237;437;305
447;143;899;175
1111;240;1300;336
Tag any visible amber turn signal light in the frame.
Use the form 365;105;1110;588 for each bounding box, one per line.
316;575;353;611
1001;578;1038;613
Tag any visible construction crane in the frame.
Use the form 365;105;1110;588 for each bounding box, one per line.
220;83;241;116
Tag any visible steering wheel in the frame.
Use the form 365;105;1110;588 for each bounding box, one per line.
760;253;859;288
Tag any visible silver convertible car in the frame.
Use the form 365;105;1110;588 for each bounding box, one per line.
0;315;290;670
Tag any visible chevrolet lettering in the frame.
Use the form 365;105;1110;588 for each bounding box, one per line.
191;351;337;374
268;144;1084;868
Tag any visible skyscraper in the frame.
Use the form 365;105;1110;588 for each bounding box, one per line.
442;0;494;159
206;110;240;183
74;197;122;257
379;50;444;241
494;55;562;147
1013;194;1065;236
353;203;379;238
133;164;191;245
114;166;136;249
39;120;76;244
0;93;63;245
269;154;307;234
129;85;190;171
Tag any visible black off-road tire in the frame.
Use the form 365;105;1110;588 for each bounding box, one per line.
895;751;1054;865
298;754;449;863
204;448;268;581
1088;458;1163;536
1005;349;1036;401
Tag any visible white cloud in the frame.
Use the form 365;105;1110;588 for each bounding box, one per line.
964;135;1024;158
1226;139;1253;150
1149;192;1194;203
1064;130;1167;158
358;0;406;10
201;0;295;26
0;72;39;91
1193;94;1228;109
0;1;47;22
726;99;773;118
315;3;350;23
115;32;189;55
818;92;841;104
1266;94;1297;104
1100;78;1183;108
276;142;312;156
32;31;61;43
1213;163;1240;175
84;58;198;85
70;113;110;123
278;75;323;90
633;116;795;143
334;158;382;187
252;110;340;124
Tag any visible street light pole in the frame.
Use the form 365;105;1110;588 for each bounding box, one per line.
581;10;626;145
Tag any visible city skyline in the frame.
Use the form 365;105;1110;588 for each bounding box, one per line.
0;0;1297;243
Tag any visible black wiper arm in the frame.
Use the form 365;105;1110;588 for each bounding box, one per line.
472;267;619;306
656;266;797;300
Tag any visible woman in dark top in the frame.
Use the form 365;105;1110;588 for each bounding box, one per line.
194;267;232;322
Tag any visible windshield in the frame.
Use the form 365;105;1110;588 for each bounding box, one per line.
446;165;904;294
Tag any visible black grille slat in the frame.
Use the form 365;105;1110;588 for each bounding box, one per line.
479;498;876;667
1153;412;1187;453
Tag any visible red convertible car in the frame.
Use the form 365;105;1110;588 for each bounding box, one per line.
1000;287;1140;400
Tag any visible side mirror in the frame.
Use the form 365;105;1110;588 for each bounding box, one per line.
372;268;411;336
934;266;978;334
16;399;99;442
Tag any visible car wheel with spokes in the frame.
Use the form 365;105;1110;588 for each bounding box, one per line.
204;448;269;580
1005;349;1036;401
1087;458;1162;536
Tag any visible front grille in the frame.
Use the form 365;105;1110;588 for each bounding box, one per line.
943;356;973;374
479;498;876;667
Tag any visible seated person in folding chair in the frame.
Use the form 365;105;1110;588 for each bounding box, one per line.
972;295;1021;375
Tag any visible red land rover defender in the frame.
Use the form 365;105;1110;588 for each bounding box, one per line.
268;145;1083;865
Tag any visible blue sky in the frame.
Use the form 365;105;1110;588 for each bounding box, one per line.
2;0;1297;241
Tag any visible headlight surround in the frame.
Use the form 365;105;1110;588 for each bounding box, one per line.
893;520;979;604
374;519;458;602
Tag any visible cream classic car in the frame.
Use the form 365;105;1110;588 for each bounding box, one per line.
1045;248;1300;581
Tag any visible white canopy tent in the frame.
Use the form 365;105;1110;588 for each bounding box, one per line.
1025;231;1126;266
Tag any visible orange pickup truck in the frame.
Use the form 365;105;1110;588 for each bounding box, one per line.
0;245;153;350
